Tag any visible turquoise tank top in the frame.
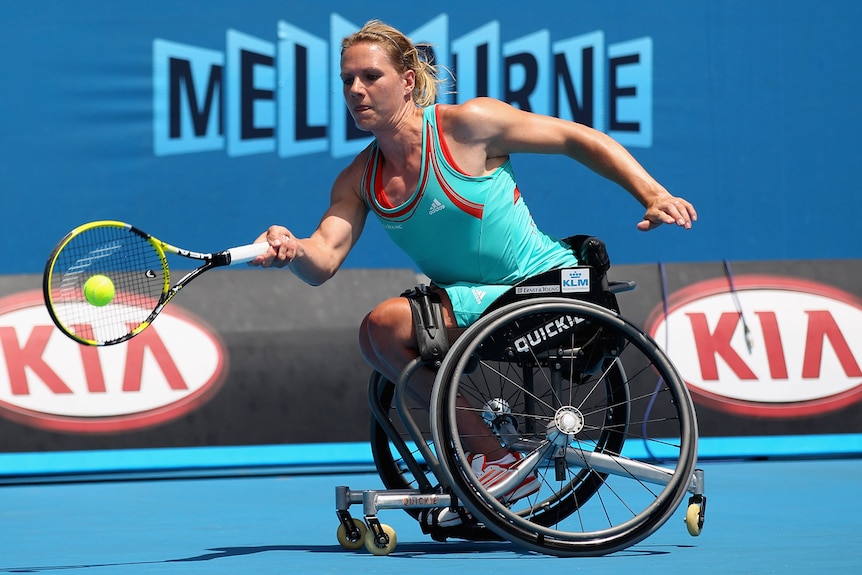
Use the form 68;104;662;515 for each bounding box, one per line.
360;105;579;326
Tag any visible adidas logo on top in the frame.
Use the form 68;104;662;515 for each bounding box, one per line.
429;198;446;215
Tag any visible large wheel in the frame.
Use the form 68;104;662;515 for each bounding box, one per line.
430;297;699;557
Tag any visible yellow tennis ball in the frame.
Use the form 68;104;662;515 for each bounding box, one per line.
83;274;115;307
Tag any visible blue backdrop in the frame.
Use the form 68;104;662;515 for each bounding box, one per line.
2;0;860;274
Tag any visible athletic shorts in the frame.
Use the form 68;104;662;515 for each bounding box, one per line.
441;252;581;328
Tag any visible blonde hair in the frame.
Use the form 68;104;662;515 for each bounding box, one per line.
341;20;442;107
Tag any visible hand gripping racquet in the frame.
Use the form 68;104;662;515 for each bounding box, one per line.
43;220;269;346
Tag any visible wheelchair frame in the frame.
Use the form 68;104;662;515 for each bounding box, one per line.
335;265;707;557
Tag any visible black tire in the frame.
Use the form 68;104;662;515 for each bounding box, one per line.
430;298;699;556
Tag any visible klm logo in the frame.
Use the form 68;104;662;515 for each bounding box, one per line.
562;269;590;293
153;13;653;159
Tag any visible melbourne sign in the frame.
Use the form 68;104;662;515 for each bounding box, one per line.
153;13;654;159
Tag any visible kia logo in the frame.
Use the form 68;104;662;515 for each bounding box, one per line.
0;291;227;433
646;275;862;418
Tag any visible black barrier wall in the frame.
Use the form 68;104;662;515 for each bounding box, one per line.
2;260;861;452
0;269;418;451
612;260;862;439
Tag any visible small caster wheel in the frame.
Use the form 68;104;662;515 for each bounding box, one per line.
337;518;367;550
364;523;397;556
685;503;703;536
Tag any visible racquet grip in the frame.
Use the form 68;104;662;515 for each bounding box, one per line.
227;242;270;265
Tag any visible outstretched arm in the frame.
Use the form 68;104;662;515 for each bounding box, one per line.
444;97;697;231
250;160;369;285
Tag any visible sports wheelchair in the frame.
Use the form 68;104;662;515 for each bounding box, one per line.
335;238;706;557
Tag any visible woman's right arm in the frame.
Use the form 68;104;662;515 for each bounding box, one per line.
250;159;370;286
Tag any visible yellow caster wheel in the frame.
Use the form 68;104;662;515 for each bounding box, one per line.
685;503;703;536
364;523;397;556
336;518;367;550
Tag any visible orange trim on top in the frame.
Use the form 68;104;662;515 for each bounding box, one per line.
427;125;484;220
365;145;426;221
373;158;394;209
434;105;470;176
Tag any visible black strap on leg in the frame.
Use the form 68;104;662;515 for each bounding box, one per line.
401;284;450;366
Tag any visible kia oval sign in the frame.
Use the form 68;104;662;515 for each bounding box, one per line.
646;275;862;418
0;291;227;433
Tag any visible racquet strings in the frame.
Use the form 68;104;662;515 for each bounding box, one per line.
46;224;168;344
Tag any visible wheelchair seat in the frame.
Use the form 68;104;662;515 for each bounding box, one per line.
481;235;634;317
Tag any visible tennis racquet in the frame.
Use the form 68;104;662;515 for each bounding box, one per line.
43;220;269;346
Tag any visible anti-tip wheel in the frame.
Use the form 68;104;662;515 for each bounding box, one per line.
685;503;703;537
364;524;397;556
336;518;367;550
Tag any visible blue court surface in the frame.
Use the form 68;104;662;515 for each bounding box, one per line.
2;440;861;574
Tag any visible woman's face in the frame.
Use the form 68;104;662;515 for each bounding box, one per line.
340;42;414;132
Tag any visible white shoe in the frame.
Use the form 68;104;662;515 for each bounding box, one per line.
427;451;540;528
469;451;541;504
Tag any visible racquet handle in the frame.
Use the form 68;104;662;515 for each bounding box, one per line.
227;242;271;265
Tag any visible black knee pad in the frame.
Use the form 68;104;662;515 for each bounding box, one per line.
401;284;450;366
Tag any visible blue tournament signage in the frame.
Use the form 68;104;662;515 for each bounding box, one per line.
3;1;861;275
152;14;654;160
